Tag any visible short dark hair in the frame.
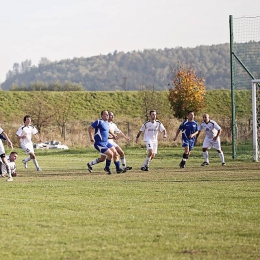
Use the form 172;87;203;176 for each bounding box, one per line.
101;110;108;116
187;111;194;115
10;151;18;156
150;110;156;115
23;115;31;123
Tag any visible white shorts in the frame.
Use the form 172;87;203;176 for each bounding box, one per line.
203;136;221;150
0;140;5;155
107;139;119;148
21;143;34;154
145;140;158;154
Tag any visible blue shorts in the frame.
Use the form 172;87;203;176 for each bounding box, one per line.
182;138;195;151
94;141;113;154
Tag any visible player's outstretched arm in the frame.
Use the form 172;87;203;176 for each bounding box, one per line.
135;131;142;143
119;131;130;141
2;132;13;149
88;125;95;143
34;133;42;143
163;130;167;138
173;129;180;141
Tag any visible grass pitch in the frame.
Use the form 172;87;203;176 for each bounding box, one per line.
1;147;259;260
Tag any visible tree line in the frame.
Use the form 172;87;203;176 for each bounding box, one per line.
1;42;259;91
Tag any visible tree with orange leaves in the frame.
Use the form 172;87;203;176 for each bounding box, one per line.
168;65;206;119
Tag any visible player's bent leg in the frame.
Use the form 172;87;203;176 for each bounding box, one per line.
116;146;124;157
110;147;123;173
180;152;189;168
116;147;131;172
103;149;113;174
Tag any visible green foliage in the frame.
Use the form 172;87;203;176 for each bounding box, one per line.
0;147;259;259
3;43;258;91
0;90;251;122
204;90;252;119
169;65;206;119
9;81;84;91
0;90;252;149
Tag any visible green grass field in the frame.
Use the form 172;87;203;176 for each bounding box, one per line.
1;146;259;260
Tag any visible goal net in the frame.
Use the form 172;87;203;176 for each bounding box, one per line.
252;79;260;161
230;15;260;160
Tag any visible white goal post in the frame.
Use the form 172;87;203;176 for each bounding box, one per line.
252;79;260;162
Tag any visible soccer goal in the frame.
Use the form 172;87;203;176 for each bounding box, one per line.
252;79;260;162
229;15;260;160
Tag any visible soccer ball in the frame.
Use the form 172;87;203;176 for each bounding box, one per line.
11;172;17;177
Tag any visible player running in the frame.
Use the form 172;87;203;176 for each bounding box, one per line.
108;111;132;172
174;111;199;168
87;110;122;174
135;110;167;171
196;113;226;166
16;115;42;171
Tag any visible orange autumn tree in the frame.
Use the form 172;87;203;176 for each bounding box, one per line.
168;65;206;119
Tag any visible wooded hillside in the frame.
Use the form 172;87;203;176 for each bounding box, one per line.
1;42;259;91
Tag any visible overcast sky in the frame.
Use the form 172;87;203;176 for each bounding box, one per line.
0;0;259;83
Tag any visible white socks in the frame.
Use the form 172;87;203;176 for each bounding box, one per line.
142;156;151;167
120;157;126;168
218;152;225;163
33;159;40;168
203;151;225;164
203;151;209;163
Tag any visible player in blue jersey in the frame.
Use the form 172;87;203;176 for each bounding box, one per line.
87;110;122;174
173;111;199;168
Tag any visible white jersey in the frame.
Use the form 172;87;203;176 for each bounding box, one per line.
199;120;221;140
0;127;5;155
108;121;121;145
16;124;38;146
140;120;166;142
1;156;16;175
109;122;121;135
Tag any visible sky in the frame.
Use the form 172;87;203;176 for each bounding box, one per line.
0;0;259;83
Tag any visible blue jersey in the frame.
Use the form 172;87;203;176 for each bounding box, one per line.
179;119;199;143
91;119;109;142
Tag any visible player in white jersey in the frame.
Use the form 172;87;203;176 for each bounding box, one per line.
0;126;14;181
108;111;132;172
0;151;18;178
135;110;167;171
16;115;42;171
196;113;226;166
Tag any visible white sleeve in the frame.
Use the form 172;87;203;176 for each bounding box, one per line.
32;126;38;135
114;124;121;134
159;123;166;132
140;124;145;132
16;127;22;136
212;120;221;131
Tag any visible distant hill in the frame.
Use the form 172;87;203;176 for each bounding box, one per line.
1;42;259;91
